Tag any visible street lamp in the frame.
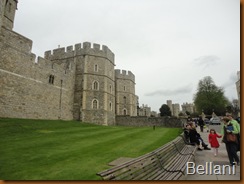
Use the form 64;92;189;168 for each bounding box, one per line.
201;109;205;120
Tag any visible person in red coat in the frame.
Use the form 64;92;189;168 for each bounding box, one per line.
208;129;222;156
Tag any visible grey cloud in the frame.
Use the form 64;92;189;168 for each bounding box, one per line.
145;85;192;96
193;55;220;69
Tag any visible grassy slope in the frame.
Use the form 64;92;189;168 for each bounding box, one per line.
0;118;182;180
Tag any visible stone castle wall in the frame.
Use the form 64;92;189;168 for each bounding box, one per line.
115;69;137;116
116;116;186;127
0;27;75;120
1;0;17;30
0;0;138;125
0;0;5;30
44;42;114;64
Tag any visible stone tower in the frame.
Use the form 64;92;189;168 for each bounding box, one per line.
166;100;173;113
72;42;116;125
44;42;116;125
172;103;180;117
1;3;76;121
115;70;137;116
0;0;18;30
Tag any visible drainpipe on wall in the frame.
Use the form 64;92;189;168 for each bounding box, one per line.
59;79;63;119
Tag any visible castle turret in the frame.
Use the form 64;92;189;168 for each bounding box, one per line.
115;69;137;116
166;100;173;113
45;42;116;125
1;0;18;30
0;0;4;29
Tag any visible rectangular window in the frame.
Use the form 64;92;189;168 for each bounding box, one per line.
49;75;54;84
9;3;12;12
94;64;98;72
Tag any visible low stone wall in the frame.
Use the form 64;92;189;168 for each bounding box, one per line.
115;116;186;127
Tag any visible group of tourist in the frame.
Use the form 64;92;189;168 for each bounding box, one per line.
184;122;211;151
184;114;240;166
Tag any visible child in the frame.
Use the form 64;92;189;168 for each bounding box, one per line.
208;129;222;156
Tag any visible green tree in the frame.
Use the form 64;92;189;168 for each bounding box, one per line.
178;112;184;116
185;111;191;116
159;104;172;116
226;99;239;118
191;112;200;118
193;76;229;115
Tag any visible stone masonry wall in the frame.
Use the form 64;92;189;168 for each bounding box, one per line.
115;69;137;116
0;0;4;29
81;52;115;125
0;0;138;125
116;116;186;127
44;42;116;125
1;0;17;30
0;28;75;120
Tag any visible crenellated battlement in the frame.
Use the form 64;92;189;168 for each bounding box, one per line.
44;46;73;60
115;69;135;83
44;42;115;64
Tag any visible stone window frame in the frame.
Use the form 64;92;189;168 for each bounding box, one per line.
109;84;112;93
94;64;98;72
92;99;99;109
49;75;54;84
123;96;126;104
92;80;99;90
8;2;12;12
109;101;112;111
123;108;127;115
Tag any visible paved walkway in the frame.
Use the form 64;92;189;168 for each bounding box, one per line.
185;126;240;180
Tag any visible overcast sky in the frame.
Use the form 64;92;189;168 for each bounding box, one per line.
14;0;240;112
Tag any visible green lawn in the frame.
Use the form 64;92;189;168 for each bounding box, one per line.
0;118;182;180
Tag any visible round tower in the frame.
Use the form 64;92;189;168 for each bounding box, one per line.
166;100;173;113
75;42;116;125
115;69;137;116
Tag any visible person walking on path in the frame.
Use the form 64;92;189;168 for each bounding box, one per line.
221;117;240;166
227;113;240;151
208;128;222;156
198;117;204;132
226;113;240;132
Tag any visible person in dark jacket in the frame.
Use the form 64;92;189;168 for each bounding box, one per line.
187;123;211;151
198;117;204;132
221;117;240;166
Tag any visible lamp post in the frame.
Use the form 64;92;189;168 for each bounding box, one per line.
201;109;205;120
212;109;216;117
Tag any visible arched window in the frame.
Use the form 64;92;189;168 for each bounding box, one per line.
123;96;126;104
109;101;112;111
124;86;126;91
110;85;112;93
92;99;99;109
93;81;99;90
94;64;98;72
123;109;127;115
